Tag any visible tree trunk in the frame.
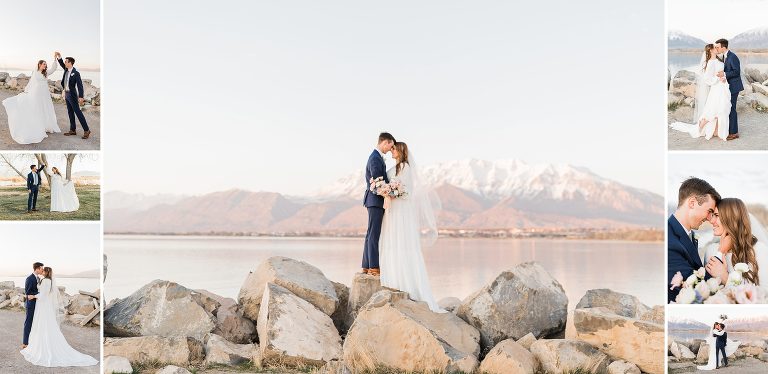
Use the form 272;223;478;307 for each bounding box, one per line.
65;154;76;181
0;154;27;180
34;153;51;187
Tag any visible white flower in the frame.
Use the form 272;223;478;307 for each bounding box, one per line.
677;287;697;304
695;281;711;300
685;274;698;286
728;271;743;286
734;263;750;273
695;267;706;279
706;278;722;294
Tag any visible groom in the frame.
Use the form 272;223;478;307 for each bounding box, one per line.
22;262;44;349
714;323;729;368
714;39;744;140
361;132;396;277
56;54;91;139
668;177;728;302
26;163;46;214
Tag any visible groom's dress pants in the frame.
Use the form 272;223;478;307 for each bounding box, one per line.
716;345;727;366
362;207;384;269
729;92;738;134
65;91;89;132
27;187;38;211
23;299;35;345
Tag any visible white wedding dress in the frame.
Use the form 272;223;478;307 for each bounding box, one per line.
379;163;445;312
50;174;80;212
697;328;740;370
2;62;61;144
20;278;98;367
670;58;731;141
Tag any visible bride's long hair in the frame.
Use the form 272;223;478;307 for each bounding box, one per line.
38;266;55;291
702;44;724;72
394;142;410;176
37;60;48;77
52;167;61;176
719;198;760;285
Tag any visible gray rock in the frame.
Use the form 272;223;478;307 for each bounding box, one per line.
103;355;133;374
203;333;257;366
348;272;383;316
103;336;204;366
695;342;709;364
437;297;462;313
0;281;14;289
530;339;610;374
156;365;193;374
67;294;96;316
479;339;538;374
608;360;641;374
195;289;256;344
752;82;768;96
516;332;537;350
238;256;338;320
671;70;697;98
0;72;9;82
575;289;651;319
457;262;567;352
104;280;217;340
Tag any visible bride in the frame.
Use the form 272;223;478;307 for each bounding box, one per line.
20;267;98;367
49;167;80;212
379;142;445;312
703;198;768;290
697;321;740;370
670;44;731;141
2;52;62;144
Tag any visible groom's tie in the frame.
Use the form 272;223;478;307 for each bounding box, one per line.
691;232;698;248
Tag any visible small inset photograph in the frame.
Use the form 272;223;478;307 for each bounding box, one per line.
668;305;768;373
668;153;768;304
0;153;100;221
0;223;100;373
0;0;100;151
668;0;768;150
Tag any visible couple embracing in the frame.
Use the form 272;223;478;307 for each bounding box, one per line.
26;163;80;214
361;132;444;312
697;320;740;370
668;177;768;303
21;262;97;367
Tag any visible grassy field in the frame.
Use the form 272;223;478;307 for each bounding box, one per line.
0;185;100;220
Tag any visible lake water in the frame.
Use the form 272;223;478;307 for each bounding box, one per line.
2;69;101;87
669;330;768;345
0;276;99;295
668;51;768;78
104;236;664;308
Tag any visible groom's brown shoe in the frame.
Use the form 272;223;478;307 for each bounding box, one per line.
368;268;380;276
63;131;77;136
21;344;27;349
361;268;369;274
82;131;91;139
726;133;739;140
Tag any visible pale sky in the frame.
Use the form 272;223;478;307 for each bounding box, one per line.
669;304;768;325
105;0;665;196
668;153;768;207
0;0;100;70
0;223;100;275
0;153;101;176
668;0;768;42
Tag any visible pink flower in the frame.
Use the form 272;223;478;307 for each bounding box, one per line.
734;284;760;304
670;271;684;290
704;291;731;304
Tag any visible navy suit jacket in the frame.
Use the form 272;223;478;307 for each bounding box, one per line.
723;51;744;93
26;165;45;190
363;150;389;208
668;215;711;302
57;58;85;98
715;331;728;348
24;273;39;300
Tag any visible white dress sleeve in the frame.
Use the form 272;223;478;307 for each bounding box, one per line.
702;62;721;86
47;60;57;76
36;279;51;301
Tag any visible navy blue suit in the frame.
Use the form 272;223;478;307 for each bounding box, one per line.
57;58;89;132
667;215;712;302
722;51;743;135
23;273;39;345
362;150;389;269
26;164;45;212
715;330;728;366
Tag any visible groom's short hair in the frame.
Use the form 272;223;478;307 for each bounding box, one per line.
65;57;75;65
30;165;36;170
33;262;44;270
378;132;396;144
715;39;729;48
720;323;726;329
678;177;721;207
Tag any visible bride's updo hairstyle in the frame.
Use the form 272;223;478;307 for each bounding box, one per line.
37;60;47;77
52;167;61;175
394;142;409;175
718;198;760;285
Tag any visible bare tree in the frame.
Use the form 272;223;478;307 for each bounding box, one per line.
65;153;77;180
0;154;28;180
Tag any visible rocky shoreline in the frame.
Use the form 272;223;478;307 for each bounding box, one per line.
668;338;768;373
0;280;101;327
0;71;100;106
102;256;663;374
668;64;768;115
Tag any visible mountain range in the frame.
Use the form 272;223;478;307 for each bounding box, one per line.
668;30;708;49
669;316;768;332
669;28;768;49
105;159;663;234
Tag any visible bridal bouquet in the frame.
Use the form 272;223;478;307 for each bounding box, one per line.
369;177;408;199
670;263;766;304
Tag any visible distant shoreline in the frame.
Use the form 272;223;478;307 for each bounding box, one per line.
669;48;768;54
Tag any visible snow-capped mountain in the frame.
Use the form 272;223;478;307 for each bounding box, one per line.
731;27;768;49
668;318;710;331
668;30;708;49
105;160;663;234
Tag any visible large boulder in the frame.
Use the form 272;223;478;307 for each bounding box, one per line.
479;339;539;374
257;283;342;368
103;336;204;366
670;70;697;98
67;294;96;316
238;256;338;319
669;341;695;360
7;75;30;90
456;262;567;351
103;355;133;374
344;290;480;373
575;289;650;318
195;289;256;344
530;339;610;374
348;272;382;314
608;360;641;374
740;345;765;357
0;72;9;82
574;307;664;374
752;82;768;96
695;342;709;364
640;305;665;325
516;332;537;350
103;280;217;340
745;64;768;84
203;333;257;366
